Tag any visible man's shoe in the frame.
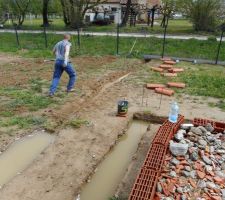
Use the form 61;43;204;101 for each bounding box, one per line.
67;88;75;93
48;92;54;97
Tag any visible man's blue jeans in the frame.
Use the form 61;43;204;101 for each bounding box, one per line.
49;60;76;94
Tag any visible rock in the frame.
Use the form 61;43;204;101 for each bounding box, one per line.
182;171;190;177
190;151;199;161
206;131;212;136
205;123;214;132
207;136;215;142
198;126;207;134
181;194;187;200
221;162;225;170
202;156;212;165
185;166;191;171
180;140;187;144
205;165;213;172
169;141;189;156
215;139;222;146
157;182;162;193
170;171;177;177
171;158;180;165
178;129;187;135
198;180;206;188
198;139;207;147
190;127;202;136
190;170;197;178
215;171;225;179
221;189;225;198
206;181;216;189
177;187;183;194
217;150;225;154
197;170;205;179
210;146;215;153
180;124;194;130
187;132;194;137
174;131;184;142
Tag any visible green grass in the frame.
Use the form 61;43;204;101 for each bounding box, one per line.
3;18;220;36
128;62;225;101
0;87;55;113
0;115;46;129
0;33;225;61
68;118;89;128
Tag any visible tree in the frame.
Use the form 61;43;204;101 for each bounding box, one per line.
60;0;102;28
121;0;132;26
160;0;177;28
179;0;224;32
43;0;50;26
9;0;31;26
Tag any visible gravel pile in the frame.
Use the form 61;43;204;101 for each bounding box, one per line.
156;123;225;200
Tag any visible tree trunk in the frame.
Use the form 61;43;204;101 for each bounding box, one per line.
43;0;50;27
60;0;70;26
121;0;131;26
151;8;155;27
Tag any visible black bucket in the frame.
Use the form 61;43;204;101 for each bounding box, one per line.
117;100;128;115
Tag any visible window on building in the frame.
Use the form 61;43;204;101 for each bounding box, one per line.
112;7;117;12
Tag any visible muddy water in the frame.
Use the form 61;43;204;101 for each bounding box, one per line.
80;121;148;200
0;133;55;187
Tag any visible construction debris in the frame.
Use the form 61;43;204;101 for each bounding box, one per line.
156;123;225;199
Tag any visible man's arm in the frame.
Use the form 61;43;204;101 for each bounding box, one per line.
52;46;56;55
63;45;71;66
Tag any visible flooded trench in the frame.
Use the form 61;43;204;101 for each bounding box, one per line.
79;121;148;200
0;132;55;187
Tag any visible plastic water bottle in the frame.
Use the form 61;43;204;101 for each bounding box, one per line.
169;102;179;123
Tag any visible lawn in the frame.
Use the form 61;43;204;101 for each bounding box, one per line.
2;18;219;36
0;32;224;61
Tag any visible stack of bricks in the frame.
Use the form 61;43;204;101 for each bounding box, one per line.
148;58;186;96
128;115;185;200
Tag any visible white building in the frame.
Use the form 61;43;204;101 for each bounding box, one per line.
84;0;161;24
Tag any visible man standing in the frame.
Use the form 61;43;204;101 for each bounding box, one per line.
49;34;76;96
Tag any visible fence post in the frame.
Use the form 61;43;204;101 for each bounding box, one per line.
77;26;81;49
43;25;48;48
215;30;224;65
116;24;120;55
162;24;168;58
13;24;20;48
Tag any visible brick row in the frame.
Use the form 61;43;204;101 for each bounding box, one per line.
193;118;225;132
128;115;185;200
129;168;159;200
143;144;167;170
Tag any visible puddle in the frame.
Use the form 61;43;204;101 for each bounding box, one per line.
80;121;148;200
0;132;55;187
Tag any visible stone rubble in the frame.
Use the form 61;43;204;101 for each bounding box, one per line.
156;124;225;200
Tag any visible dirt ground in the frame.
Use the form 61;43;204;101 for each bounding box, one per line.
0;54;225;200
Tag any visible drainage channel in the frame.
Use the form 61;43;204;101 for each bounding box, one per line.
79;121;148;200
0;132;55;187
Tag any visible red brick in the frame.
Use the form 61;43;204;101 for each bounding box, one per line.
146;83;166;89
155;88;175;96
